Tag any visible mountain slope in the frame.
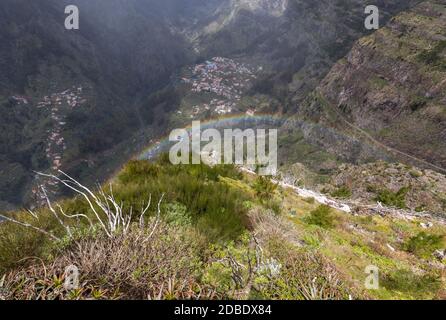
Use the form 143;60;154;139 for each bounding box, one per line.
0;0;199;209
0;0;430;210
1;159;445;300
195;0;422;108
283;0;446;173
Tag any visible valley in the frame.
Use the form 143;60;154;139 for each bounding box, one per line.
0;0;428;210
0;0;446;301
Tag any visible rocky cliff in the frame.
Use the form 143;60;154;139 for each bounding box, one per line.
287;0;446;172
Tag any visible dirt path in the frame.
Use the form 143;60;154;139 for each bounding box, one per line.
240;167;446;225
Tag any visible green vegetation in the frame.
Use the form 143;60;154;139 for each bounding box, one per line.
368;75;388;90
252;176;278;200
374;187;410;209
417;40;446;70
116;156;248;243
408;96;429;112
303;205;336;229
1;156;446;300
382;269;441;298
331;186;352;199
403;232;444;258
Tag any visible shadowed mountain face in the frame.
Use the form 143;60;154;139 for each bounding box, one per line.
0;0;426;210
0;0;200;209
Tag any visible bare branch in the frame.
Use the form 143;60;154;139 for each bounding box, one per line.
145;194;165;241
139;194;152;228
0;214;60;241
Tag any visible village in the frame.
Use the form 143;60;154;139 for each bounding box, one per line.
30;86;87;206
181;57;259;116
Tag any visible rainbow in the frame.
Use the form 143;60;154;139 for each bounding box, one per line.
138;112;286;160
109;103;446;184
136;111;439;173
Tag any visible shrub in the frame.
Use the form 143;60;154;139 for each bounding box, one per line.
0;158;251;274
255;239;352;300
403;232;444;258
304;205;336;229
116;158;250;242
163;202;192;226
441;197;446;210
304;197;315;204
382;269;441;298
374;186;409;209
330;186;352;199
409;97;428;112
253;176;278;200
417;40;446;70
2;223;212;300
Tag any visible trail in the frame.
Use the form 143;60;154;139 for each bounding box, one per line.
239;167;352;213
240;167;446;225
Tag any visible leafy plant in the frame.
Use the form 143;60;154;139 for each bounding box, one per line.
253;176;278;199
374;186;409;209
330;186;352;199
403;232;444;258
304;205;336;229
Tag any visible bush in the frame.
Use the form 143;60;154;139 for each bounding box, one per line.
116;158;250;242
374;186;409;209
0;158;251;274
253;176;278;200
417;40;446;70
255;239;352;300
403;232;444;258
304;197;315;204
163;202;192;226
304;205;336;229
382;269;441;298
330;186;352;199
2;223;212;300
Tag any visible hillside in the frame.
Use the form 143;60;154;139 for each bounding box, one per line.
284;0;446;172
195;0;421;109
0;0;423;210
0;0;196;209
0;158;445;300
1;0;446;301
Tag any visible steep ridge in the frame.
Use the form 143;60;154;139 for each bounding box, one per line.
288;0;446;171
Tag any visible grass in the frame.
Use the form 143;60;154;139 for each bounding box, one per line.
381;269;442;299
0;156;250;273
252;176;278;200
